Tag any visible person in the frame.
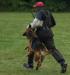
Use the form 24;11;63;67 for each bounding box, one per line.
24;2;67;73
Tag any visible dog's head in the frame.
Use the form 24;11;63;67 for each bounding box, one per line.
23;25;37;39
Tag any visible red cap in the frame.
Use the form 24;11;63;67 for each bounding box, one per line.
33;2;45;8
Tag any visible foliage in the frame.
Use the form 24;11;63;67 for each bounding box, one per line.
0;0;70;12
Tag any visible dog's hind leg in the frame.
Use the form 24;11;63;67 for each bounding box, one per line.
36;58;41;70
34;50;42;70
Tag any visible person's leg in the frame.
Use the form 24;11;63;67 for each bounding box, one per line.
43;37;67;73
24;51;34;69
50;48;67;73
23;40;35;69
24;38;39;69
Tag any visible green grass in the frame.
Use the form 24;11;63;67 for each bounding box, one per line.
0;12;70;75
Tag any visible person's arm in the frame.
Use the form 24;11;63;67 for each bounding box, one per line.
50;13;56;26
30;18;43;28
27;18;43;29
27;10;45;29
48;11;56;27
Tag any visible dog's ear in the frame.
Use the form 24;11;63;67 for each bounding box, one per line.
29;24;31;28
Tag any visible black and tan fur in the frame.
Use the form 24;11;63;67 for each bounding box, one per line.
23;25;48;70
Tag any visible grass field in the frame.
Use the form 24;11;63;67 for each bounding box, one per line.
0;12;70;75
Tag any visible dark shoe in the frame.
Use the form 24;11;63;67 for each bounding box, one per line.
23;63;33;69
61;64;67;73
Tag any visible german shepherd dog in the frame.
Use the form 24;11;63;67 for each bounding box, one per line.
23;25;48;70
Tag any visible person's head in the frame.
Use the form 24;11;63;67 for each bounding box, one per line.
33;2;45;12
33;2;45;8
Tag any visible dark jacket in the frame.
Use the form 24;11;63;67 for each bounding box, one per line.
36;9;56;28
36;9;56;38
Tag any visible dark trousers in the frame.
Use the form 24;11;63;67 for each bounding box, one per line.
41;36;65;64
28;51;34;67
28;29;65;66
28;36;65;66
